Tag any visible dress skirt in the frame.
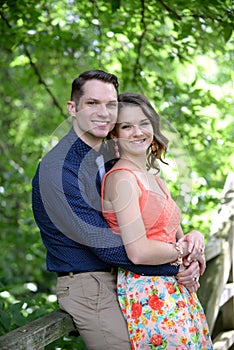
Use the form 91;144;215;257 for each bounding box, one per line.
117;268;213;349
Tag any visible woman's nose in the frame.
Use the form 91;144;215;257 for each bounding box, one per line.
133;125;143;135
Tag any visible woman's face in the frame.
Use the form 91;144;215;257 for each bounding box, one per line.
115;106;154;157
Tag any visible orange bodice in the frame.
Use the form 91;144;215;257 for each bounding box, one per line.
101;168;181;243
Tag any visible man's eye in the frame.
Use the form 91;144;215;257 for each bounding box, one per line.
87;101;96;105
107;103;117;109
141;122;151;126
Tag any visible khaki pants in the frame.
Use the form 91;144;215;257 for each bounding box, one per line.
56;271;131;350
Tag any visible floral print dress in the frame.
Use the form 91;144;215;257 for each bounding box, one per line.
102;168;213;349
117;271;212;349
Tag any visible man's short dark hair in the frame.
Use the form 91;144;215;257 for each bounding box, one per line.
70;69;119;104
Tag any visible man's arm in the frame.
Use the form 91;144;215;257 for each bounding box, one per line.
34;158;179;276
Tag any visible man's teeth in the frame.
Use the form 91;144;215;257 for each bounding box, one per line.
94;121;108;125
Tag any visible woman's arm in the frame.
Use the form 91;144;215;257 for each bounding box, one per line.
105;170;189;265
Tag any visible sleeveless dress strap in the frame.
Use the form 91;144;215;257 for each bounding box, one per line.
101;167;145;212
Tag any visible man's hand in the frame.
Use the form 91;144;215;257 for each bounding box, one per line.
176;260;201;293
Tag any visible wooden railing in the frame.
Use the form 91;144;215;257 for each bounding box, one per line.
197;172;234;350
0;173;234;350
0;310;76;350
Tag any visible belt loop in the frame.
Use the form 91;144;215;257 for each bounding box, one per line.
69;272;74;278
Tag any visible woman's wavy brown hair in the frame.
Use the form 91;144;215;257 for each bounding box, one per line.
110;92;169;173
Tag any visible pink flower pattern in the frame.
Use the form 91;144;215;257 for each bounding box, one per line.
117;269;213;349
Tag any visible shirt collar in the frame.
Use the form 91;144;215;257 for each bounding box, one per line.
69;127;103;166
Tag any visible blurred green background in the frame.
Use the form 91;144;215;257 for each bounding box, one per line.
0;0;233;348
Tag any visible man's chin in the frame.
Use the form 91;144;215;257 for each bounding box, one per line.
93;129;110;139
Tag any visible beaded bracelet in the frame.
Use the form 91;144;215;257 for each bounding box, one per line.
170;242;183;266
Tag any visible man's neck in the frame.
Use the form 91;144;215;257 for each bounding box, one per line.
73;124;102;151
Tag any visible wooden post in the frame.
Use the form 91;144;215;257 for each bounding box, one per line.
221;221;234;331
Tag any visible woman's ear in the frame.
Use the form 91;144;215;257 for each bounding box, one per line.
110;131;117;140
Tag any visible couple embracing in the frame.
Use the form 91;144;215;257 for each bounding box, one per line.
32;69;213;349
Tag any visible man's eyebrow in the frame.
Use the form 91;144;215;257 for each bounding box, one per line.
85;97;117;103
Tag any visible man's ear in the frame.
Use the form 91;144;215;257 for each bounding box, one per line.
67;101;77;117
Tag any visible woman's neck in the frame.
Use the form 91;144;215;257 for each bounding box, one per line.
118;154;147;172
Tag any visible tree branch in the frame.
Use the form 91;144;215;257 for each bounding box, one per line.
24;48;67;119
156;0;182;20
132;0;147;92
156;0;231;24
0;10;67;120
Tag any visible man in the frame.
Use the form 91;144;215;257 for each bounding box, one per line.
32;69;203;349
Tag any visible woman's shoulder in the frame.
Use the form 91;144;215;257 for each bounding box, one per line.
105;166;138;183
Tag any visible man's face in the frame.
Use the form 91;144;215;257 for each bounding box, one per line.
68;79;118;148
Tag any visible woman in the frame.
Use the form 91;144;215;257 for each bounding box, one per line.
101;92;213;349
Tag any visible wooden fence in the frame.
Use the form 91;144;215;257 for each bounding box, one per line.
0;173;234;350
197;172;234;350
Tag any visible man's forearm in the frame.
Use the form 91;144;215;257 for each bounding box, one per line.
94;246;180;276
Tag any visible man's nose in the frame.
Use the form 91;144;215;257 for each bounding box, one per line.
97;103;108;116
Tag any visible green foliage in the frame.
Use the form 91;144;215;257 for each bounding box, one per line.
46;333;88;350
0;0;233;347
0;293;57;333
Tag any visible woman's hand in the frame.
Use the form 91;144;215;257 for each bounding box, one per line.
178;230;206;276
178;230;205;265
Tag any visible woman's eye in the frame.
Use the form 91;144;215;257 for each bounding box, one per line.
121;125;131;129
